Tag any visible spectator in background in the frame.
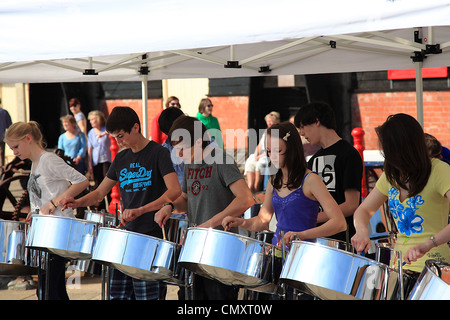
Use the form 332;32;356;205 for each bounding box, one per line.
244;111;280;193
68;98;87;137
0;102;12;173
151;96;181;144
58;115;87;174
196;98;223;149
87;110;111;210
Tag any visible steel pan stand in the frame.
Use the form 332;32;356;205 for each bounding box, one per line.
184;270;194;300
396;251;404;300
36;250;50;300
100;210;112;300
101;265;110;300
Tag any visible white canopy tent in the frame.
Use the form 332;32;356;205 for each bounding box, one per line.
1;0;450;133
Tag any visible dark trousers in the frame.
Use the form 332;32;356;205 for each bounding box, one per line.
109;268;167;300
37;253;69;300
193;274;239;300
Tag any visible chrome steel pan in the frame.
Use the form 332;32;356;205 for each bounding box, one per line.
0;219;37;275
248;231;277;294
178;227;273;288
280;240;402;300
71;210;118;273
164;215;189;245
84;210;117;227
316;237;353;252
408;260;450;300
26;214;97;260
162;216;190;285
248;237;352;295
92;227;177;281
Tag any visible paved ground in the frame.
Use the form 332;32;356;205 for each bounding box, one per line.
0;178;180;300
0;274;179;300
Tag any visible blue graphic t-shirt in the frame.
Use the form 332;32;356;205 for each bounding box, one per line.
107;141;175;236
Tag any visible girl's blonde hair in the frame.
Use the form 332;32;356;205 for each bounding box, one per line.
5;121;46;148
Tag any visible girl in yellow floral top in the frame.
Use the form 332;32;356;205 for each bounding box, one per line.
351;114;450;278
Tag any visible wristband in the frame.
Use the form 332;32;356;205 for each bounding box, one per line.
430;236;438;247
161;202;174;212
50;200;58;209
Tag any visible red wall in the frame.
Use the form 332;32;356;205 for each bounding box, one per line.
104;98;163;135
103;91;449;153
352;91;450;150
209;96;249;149
104;96;249;150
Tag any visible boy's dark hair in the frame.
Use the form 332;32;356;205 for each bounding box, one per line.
158;107;184;135
294;101;337;130
106;106;141;134
168;115;210;149
424;133;442;159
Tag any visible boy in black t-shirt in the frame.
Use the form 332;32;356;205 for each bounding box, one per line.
62;106;181;300
294;101;363;243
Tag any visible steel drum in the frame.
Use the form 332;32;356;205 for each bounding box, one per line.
178;227;273;288
408;260;450;300
0;219;37;275
84;210;117;227
248;236;352;295
92;227;178;281
316;237;353;252
26;214;98;260
279;240;404;300
71;210;118;273
164;215;189;245
162;215;190;285
245;231;278;294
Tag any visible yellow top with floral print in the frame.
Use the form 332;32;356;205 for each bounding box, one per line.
376;158;450;273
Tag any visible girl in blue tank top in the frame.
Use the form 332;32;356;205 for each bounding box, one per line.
271;171;319;246
222;122;346;249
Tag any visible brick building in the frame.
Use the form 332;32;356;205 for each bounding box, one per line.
23;70;450;156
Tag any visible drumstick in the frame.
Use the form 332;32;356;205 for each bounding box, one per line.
224;224;231;232
161;223;167;241
61;203;67;211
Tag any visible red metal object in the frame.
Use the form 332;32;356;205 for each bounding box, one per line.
387;67;448;80
351;127;368;198
108;135;121;214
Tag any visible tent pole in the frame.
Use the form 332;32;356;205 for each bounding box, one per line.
415;61;424;127
141;74;149;138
